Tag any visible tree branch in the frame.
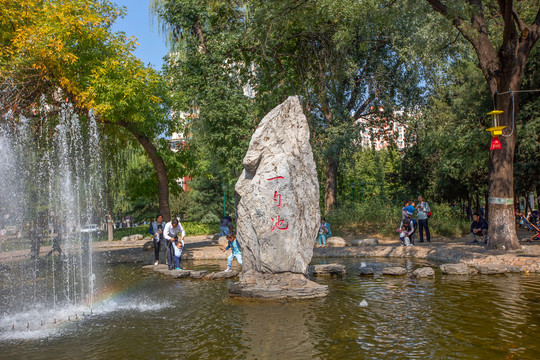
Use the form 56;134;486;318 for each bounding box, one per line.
425;0;448;15
511;9;527;33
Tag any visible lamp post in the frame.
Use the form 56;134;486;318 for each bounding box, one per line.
350;183;356;211
221;183;227;217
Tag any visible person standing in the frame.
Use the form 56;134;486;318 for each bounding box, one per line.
164;218;186;270
416;196;431;243
148;214;165;266
220;215;233;236
221;232;242;272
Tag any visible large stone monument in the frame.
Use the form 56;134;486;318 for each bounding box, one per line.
229;96;328;299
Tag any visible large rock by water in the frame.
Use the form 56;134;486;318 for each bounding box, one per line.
440;263;476;275
383;266;407;276
350;238;379;246
413;267;435;278
476;264;508;275
230;96;327;299
358;267;375;276
326;237;347;247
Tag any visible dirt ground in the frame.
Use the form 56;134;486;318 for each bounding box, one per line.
1;230;539;271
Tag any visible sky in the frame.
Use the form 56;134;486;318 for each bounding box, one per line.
110;0;169;70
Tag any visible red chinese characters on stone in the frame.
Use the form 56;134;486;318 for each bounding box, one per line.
271;215;289;232
268;176;288;231
273;191;282;208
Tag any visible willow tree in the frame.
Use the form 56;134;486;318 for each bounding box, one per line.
421;0;540;250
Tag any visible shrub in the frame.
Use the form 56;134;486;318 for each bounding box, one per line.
324;199;469;238
100;222;220;241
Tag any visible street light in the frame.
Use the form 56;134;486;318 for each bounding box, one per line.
350;183;356;211
221;183;227;217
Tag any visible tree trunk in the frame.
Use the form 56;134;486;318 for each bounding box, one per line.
486;82;520;250
324;155;338;213
484;192;489;222
124;127;172;222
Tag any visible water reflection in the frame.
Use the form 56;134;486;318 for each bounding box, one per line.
1;258;539;360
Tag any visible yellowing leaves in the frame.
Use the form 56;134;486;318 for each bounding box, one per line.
1;0;144;116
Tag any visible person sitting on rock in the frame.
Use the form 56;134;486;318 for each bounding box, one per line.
397;224;411;246
173;240;183;270
222;231;242;272
318;218;331;247
470;213;488;244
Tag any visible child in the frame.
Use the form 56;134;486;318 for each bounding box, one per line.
397;218;414;246
173;239;184;270
222;232;242;272
402;201;416;219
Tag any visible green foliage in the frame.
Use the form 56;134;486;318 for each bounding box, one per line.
325;199;469;238
102;221;219;241
515;46;540;197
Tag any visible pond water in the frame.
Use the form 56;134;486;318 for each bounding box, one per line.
1;257;540;360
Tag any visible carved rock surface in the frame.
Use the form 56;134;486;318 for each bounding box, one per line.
232;96;327;299
235;96;319;274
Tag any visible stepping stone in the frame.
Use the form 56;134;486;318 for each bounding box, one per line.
358;267;375;276
350;238;378;246
189;270;208;279
157;268;173;274
310;264;346;275
169;270;191;278
382;266;407;276
440;263;475;275
476;264;508;275
207;270;239;279
413;267;435;278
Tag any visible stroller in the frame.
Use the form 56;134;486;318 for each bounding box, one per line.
520;215;540;242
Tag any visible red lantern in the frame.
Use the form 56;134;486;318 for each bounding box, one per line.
490;136;502;150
